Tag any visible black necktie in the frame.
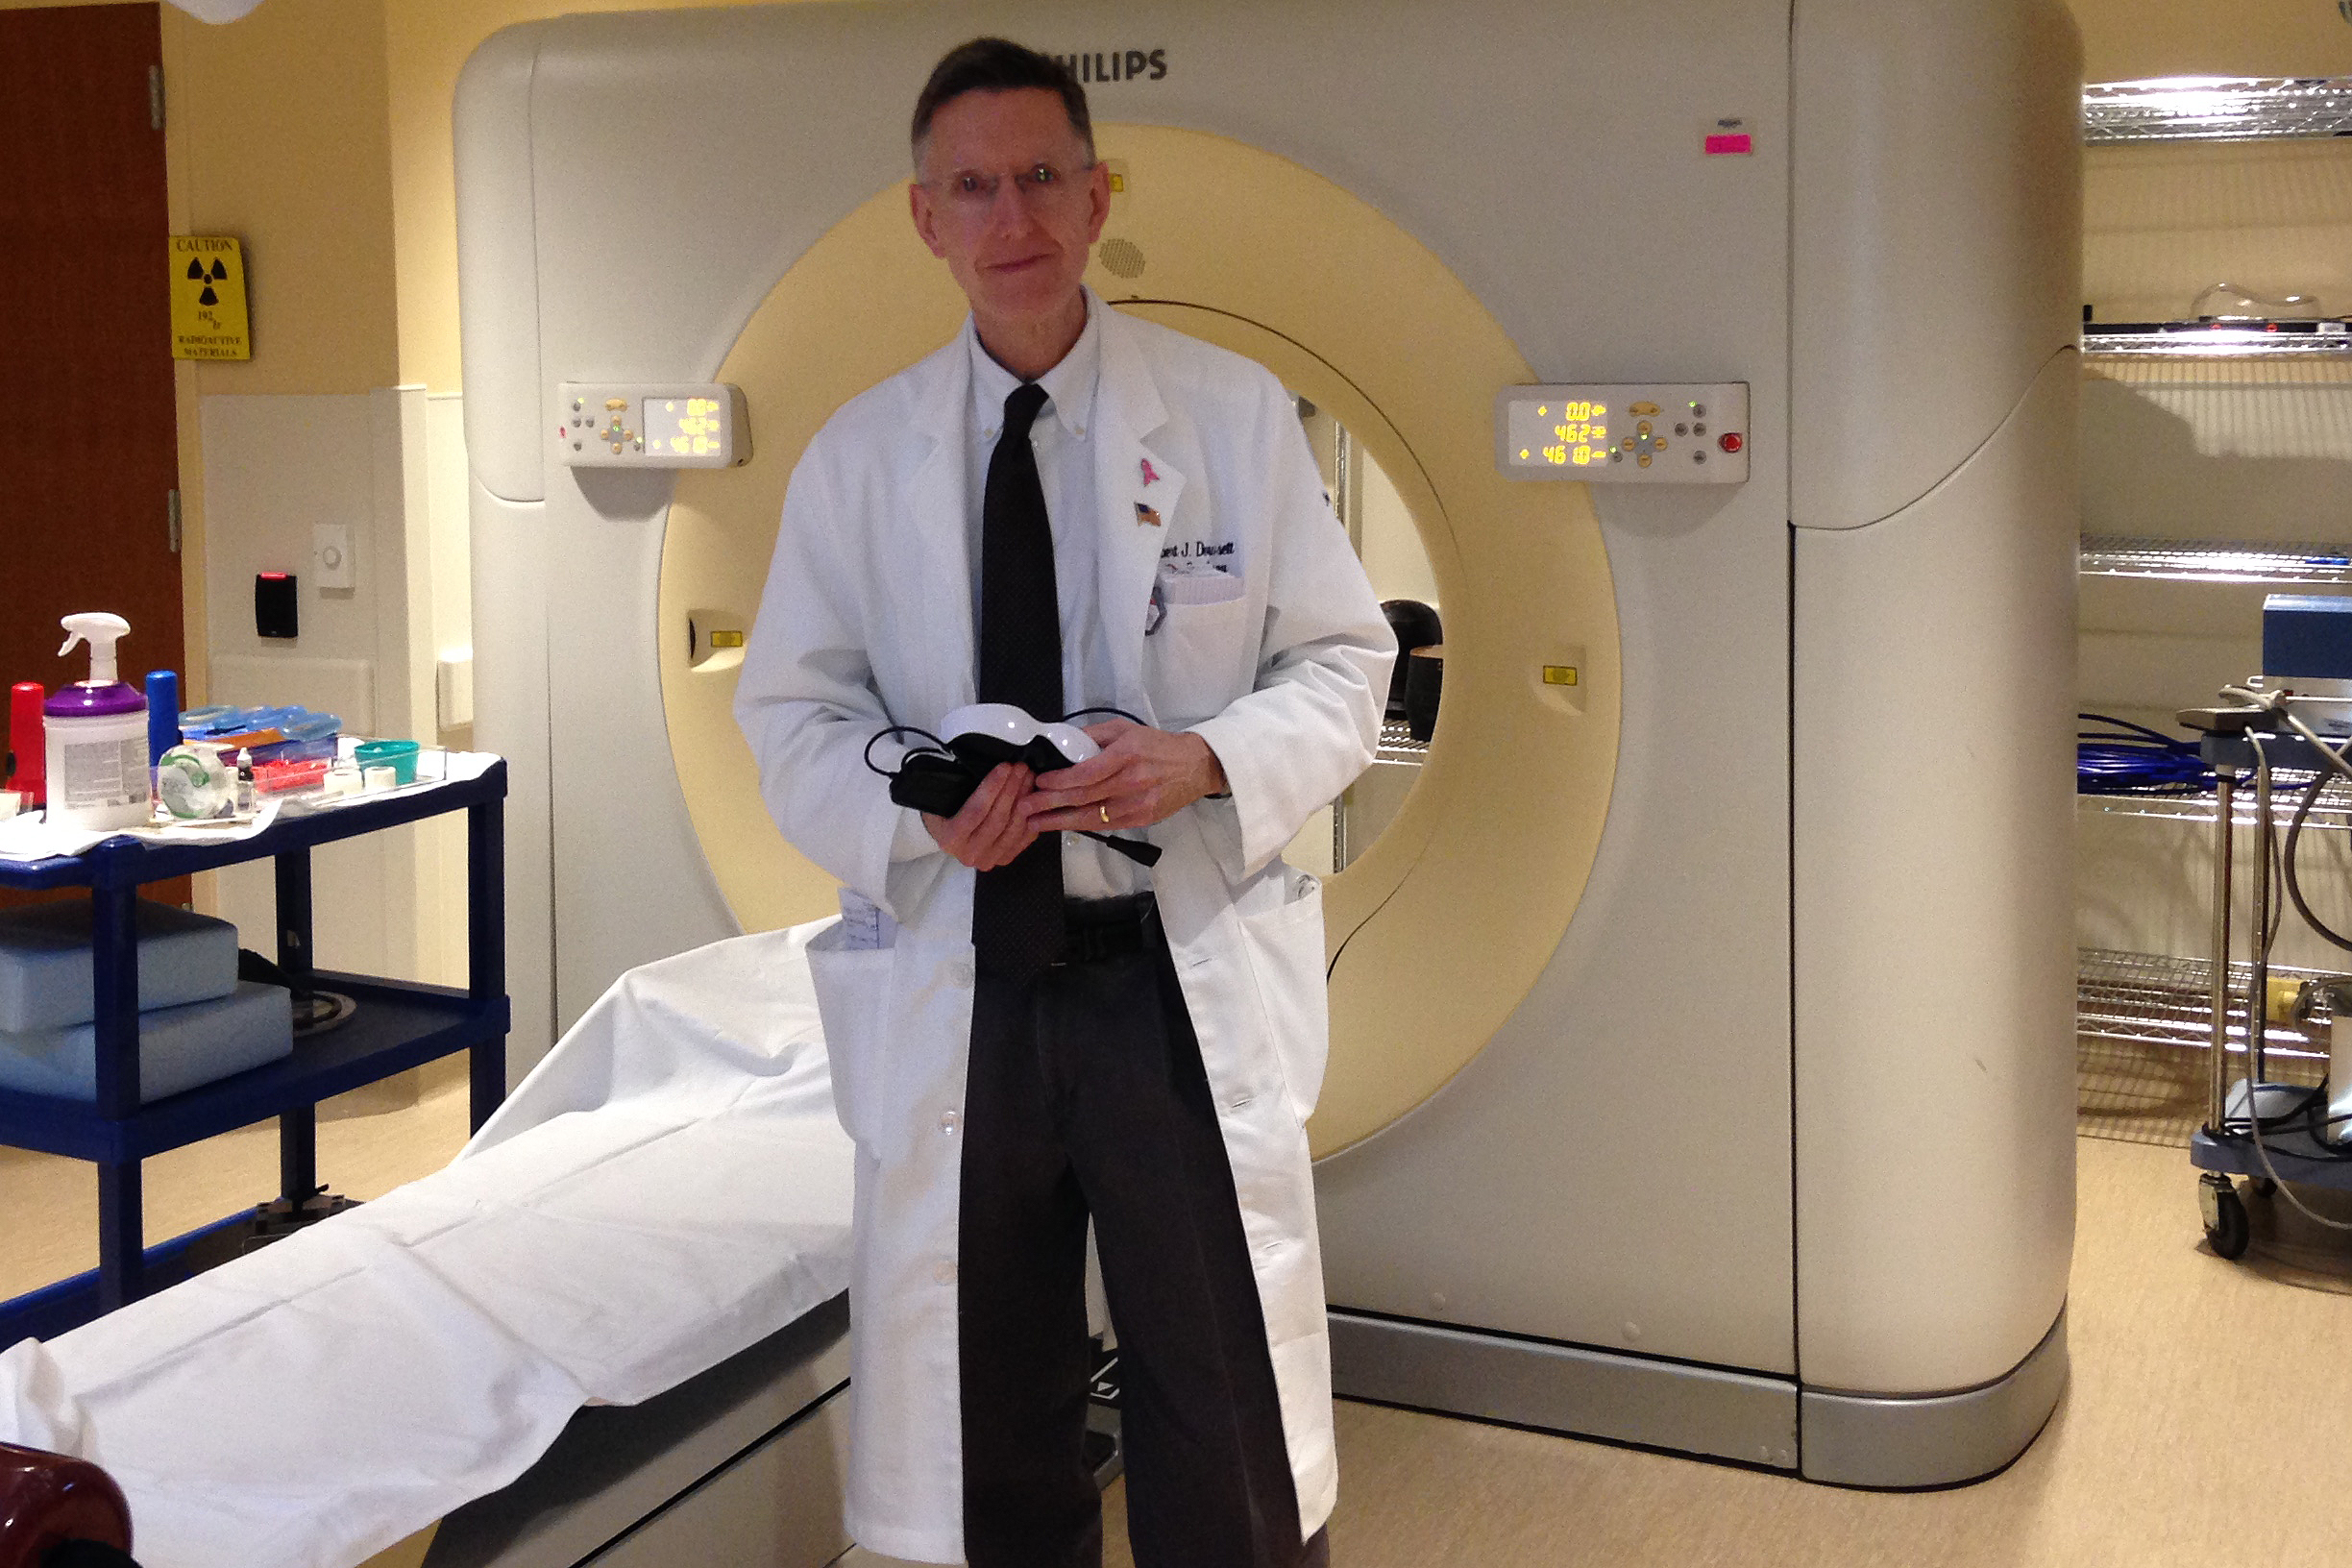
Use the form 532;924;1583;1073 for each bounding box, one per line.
973;381;1065;978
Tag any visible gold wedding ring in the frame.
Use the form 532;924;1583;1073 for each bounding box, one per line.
1100;804;1111;823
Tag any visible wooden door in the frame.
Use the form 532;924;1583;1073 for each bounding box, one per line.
1;4;188;906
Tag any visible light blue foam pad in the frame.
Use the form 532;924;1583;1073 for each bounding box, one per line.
0;899;240;1034
0;981;294;1104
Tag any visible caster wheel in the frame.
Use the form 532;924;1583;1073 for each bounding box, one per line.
2201;1176;2252;1261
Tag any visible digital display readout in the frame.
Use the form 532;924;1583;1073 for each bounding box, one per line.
1504;397;1616;469
645;396;728;458
1497;382;1748;486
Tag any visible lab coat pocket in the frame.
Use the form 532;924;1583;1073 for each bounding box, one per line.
1237;866;1330;1124
1146;576;1250;727
807;921;895;1152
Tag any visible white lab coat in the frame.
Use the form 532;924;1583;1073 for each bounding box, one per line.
735;295;1394;1564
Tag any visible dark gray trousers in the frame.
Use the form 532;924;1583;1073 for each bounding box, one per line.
959;898;1329;1568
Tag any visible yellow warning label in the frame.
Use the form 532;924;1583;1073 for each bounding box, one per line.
169;235;251;361
1542;665;1580;687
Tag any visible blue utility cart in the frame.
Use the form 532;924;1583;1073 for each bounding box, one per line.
0;760;508;1342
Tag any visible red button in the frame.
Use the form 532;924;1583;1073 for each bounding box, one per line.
1719;432;1744;453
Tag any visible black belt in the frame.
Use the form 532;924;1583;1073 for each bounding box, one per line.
1054;894;1157;966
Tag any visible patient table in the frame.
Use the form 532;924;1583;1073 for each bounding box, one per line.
0;924;858;1568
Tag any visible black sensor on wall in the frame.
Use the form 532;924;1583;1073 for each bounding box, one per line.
256;572;299;639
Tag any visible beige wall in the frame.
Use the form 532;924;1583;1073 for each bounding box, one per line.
2087;138;2352;324
161;0;400;397
2070;0;2352;81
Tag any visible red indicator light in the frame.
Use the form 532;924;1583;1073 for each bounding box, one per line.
260;571;289;580
1704;134;1752;156
1719;432;1744;453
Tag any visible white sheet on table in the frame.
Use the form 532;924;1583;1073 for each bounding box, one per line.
0;918;854;1568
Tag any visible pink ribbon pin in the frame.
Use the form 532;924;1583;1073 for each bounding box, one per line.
1140;458;1162;485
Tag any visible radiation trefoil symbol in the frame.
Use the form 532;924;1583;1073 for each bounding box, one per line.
186;257;230;306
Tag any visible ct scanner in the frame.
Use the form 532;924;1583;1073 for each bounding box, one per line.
454;0;2083;1511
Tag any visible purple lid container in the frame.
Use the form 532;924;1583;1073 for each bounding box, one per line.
45;683;146;718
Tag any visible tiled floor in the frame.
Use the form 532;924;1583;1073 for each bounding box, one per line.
13;1050;2352;1568
840;1136;2352;1568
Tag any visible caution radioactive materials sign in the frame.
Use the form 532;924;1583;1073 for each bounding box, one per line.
169;235;250;361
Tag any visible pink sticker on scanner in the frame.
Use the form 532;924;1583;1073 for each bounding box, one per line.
1705;133;1752;156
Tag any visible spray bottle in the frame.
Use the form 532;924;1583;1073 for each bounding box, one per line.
44;614;151;831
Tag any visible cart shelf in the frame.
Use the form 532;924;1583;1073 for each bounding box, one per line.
0;973;507;1164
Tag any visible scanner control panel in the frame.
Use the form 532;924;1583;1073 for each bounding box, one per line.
1496;383;1748;484
556;382;751;469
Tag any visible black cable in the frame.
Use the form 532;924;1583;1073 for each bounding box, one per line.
2283;769;2352;953
864;724;950;777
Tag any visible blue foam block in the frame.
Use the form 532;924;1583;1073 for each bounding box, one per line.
0;982;293;1103
0;900;240;1034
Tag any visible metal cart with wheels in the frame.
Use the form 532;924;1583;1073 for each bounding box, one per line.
2187;723;2352;1259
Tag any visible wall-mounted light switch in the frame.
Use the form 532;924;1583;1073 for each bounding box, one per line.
313;523;354;590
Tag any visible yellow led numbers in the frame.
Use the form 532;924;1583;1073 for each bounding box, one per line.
1526;400;1610;466
659;396;724;457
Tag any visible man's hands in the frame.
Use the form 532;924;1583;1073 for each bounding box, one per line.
921;761;1040;871
920;719;1229;869
1028;718;1226;832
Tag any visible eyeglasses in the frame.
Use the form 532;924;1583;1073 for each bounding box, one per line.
923;160;1094;216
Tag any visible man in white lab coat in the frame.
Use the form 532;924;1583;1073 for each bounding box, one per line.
734;37;1393;1568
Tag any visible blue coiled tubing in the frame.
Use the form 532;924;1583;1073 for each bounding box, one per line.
2077;713;2216;796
